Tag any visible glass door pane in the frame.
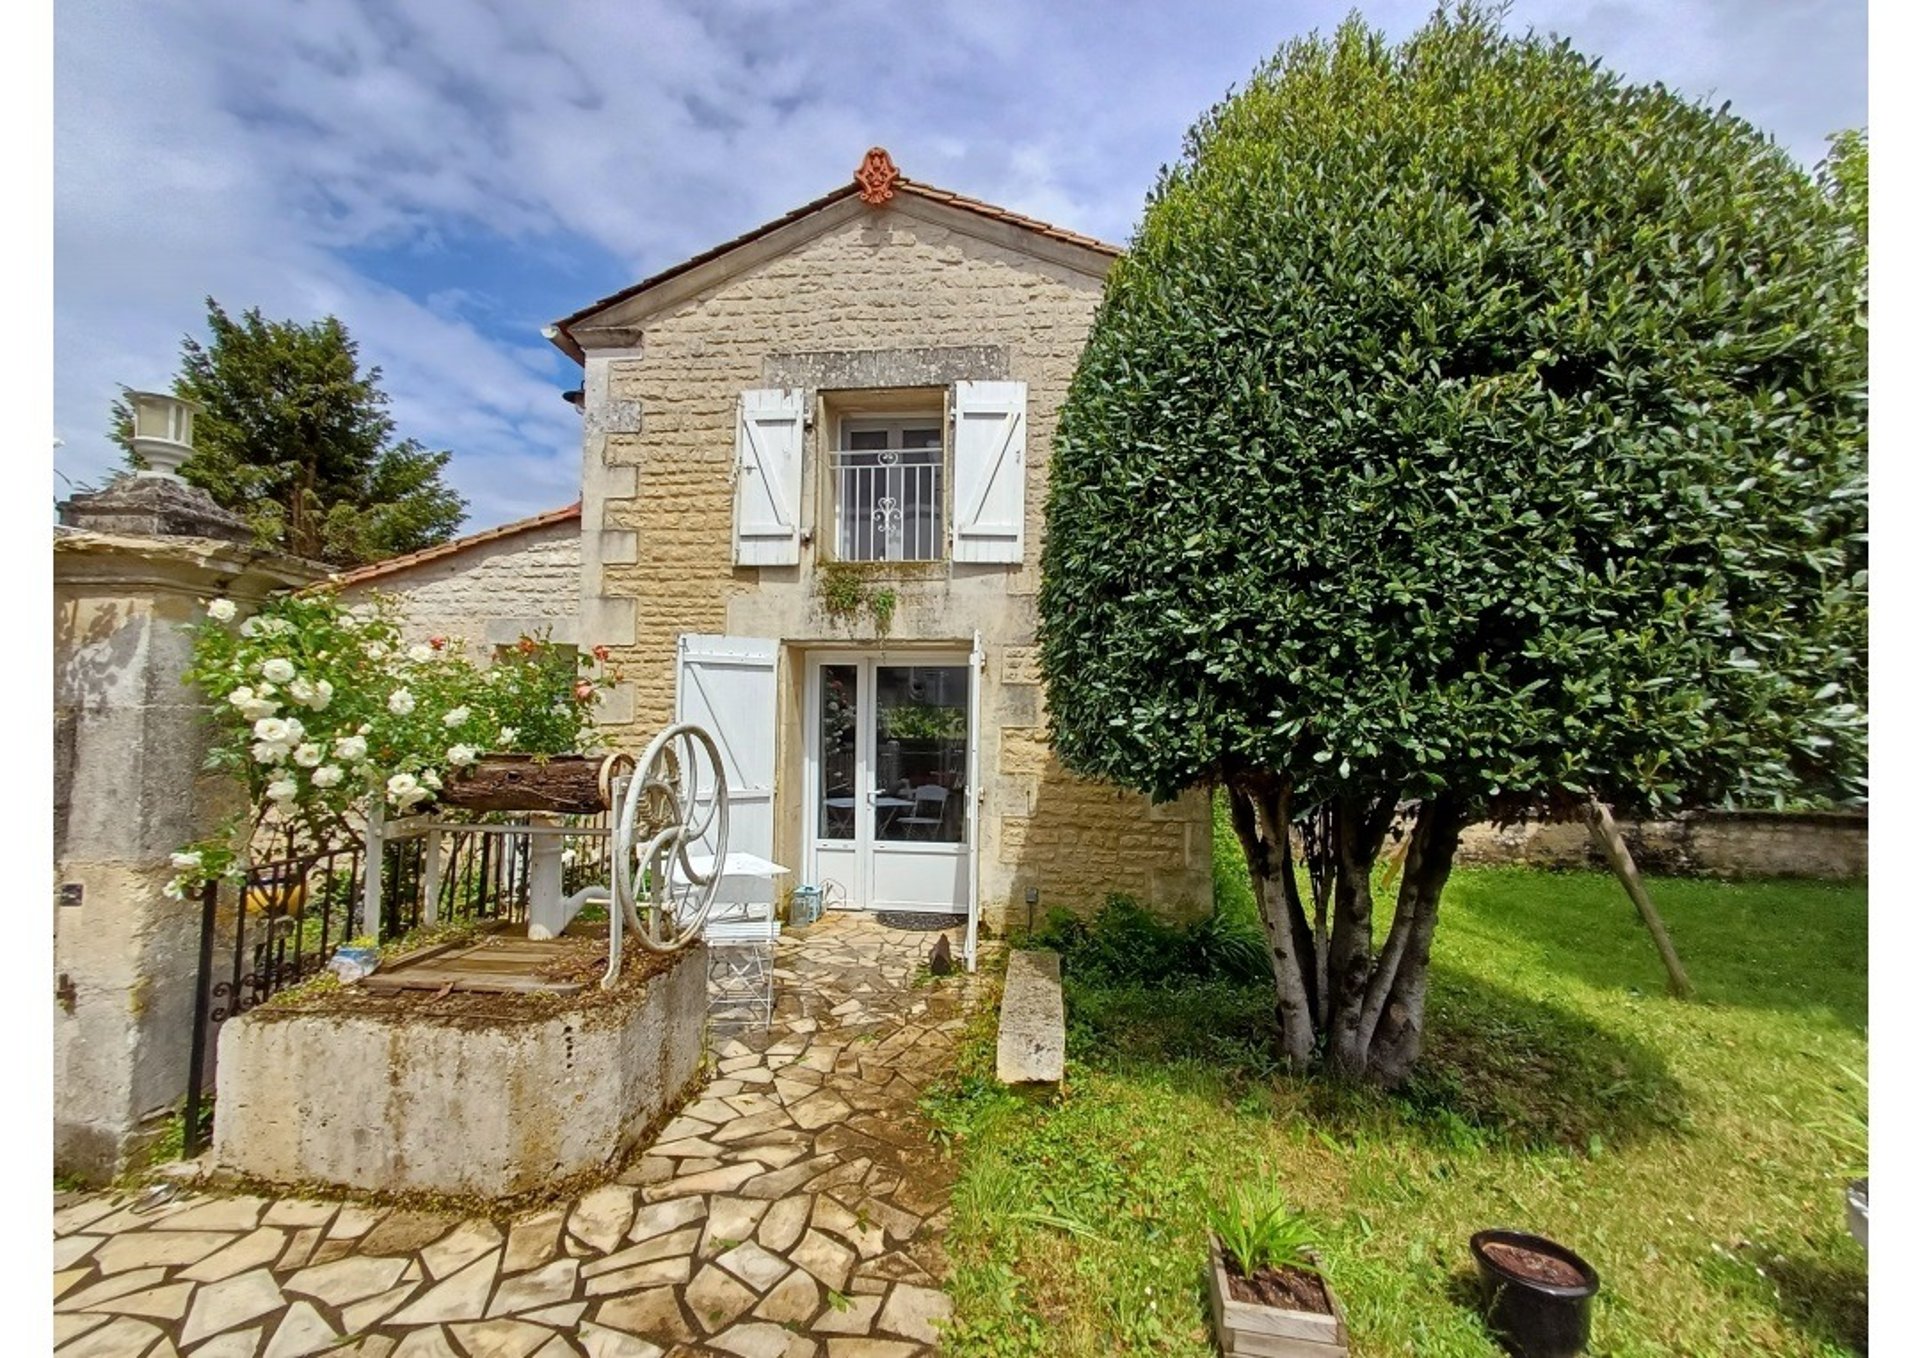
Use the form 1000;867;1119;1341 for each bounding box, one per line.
872;665;968;843
817;663;859;840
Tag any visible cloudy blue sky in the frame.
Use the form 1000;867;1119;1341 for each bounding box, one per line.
54;0;1866;532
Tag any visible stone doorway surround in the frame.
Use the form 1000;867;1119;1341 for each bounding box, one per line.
52;914;983;1358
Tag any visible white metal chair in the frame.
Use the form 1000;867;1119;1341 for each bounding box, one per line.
894;784;950;840
679;851;787;1031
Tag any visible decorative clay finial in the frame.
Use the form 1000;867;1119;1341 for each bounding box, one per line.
855;147;899;205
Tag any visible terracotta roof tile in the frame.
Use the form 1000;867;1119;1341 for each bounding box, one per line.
326;502;580;589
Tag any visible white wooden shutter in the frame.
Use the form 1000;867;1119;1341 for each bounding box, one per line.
951;380;1027;563
733;389;804;566
674;635;778;864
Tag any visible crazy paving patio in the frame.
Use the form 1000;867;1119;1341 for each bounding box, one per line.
53;915;984;1358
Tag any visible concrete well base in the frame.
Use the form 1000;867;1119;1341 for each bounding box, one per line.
211;943;708;1199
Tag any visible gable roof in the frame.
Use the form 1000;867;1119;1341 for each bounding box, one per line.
547;148;1123;364
328;502;581;589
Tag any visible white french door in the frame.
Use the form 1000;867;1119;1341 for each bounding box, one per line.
806;651;973;913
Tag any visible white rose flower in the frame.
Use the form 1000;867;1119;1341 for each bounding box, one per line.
252;740;289;765
253;716;290;743
446;744;477;767
162;879;186;901
266;776;299;803
288;678;314;705
170;850;203;870
420;768;442;790
292;743;322;768
239;697;278;721
311;764;344;789
257;682;277;697
388;689;416;716
261;658;296;684
310;679;334;711
227;686;255;708
443;706;470;728
357;722;373;735
497;726;518;745
281;717;305;742
207;599;237;621
366;642;388;659
408;643;434;663
386;772;428;810
334;735;368;761
240;616;262;639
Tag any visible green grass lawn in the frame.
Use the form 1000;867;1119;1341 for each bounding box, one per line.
925;806;1867;1356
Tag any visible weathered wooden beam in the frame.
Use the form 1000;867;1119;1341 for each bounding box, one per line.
439;754;608;814
1585;798;1695;999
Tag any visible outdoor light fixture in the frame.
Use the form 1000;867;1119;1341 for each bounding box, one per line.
562;388;585;411
126;390;203;479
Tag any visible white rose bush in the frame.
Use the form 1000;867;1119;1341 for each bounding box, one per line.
168;589;617;899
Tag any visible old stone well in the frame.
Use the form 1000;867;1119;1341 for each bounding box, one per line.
212;930;710;1199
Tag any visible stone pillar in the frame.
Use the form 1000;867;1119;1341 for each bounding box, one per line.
54;482;321;1181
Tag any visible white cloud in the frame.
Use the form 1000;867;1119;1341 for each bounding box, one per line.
55;0;1865;528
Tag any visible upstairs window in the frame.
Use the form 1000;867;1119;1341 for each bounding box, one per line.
833;413;945;562
730;382;1027;569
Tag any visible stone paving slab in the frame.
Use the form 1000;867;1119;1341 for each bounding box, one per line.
52;916;984;1357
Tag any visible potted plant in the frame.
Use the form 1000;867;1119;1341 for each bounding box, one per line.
1468;1229;1600;1358
1206;1184;1348;1357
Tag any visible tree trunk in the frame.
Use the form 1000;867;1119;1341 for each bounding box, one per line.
1365;800;1467;1085
1227;779;1317;1069
1323;794;1398;1077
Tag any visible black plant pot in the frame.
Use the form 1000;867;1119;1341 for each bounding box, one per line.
1469;1230;1600;1358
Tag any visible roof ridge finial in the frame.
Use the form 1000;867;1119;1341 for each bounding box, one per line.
855;147;899;205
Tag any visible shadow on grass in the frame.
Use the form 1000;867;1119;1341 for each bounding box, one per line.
1064;961;1687;1152
1694;1236;1869;1357
1443;867;1868;1026
1766;1248;1868;1356
1441;1268;1500;1344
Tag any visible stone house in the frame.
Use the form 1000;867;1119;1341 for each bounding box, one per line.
541;149;1213;940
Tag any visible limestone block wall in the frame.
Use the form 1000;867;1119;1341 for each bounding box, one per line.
54;530;321;1180
573;196;1211;925
213;943;708;1198
336;520;580;660
1456;809;1867;879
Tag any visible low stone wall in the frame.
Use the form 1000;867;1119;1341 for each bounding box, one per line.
1456;810;1866;880
212;943;708;1198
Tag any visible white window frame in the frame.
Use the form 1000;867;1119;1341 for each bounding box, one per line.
829;409;948;563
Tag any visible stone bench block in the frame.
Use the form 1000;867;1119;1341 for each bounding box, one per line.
996;949;1064;1090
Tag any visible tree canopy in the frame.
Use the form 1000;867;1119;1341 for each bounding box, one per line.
1038;4;1867;1080
115;299;468;566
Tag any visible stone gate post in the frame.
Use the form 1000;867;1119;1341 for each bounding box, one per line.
54;471;320;1180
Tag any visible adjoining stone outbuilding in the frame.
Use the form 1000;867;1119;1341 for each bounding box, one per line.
330;502;581;659
544;149;1214;958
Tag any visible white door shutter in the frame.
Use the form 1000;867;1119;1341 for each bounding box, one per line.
679;633;775;860
675;635;778;864
734;388;804;566
951;380;1027;563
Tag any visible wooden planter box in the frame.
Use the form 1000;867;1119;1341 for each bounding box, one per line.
1208;1239;1350;1358
439;753;610;814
